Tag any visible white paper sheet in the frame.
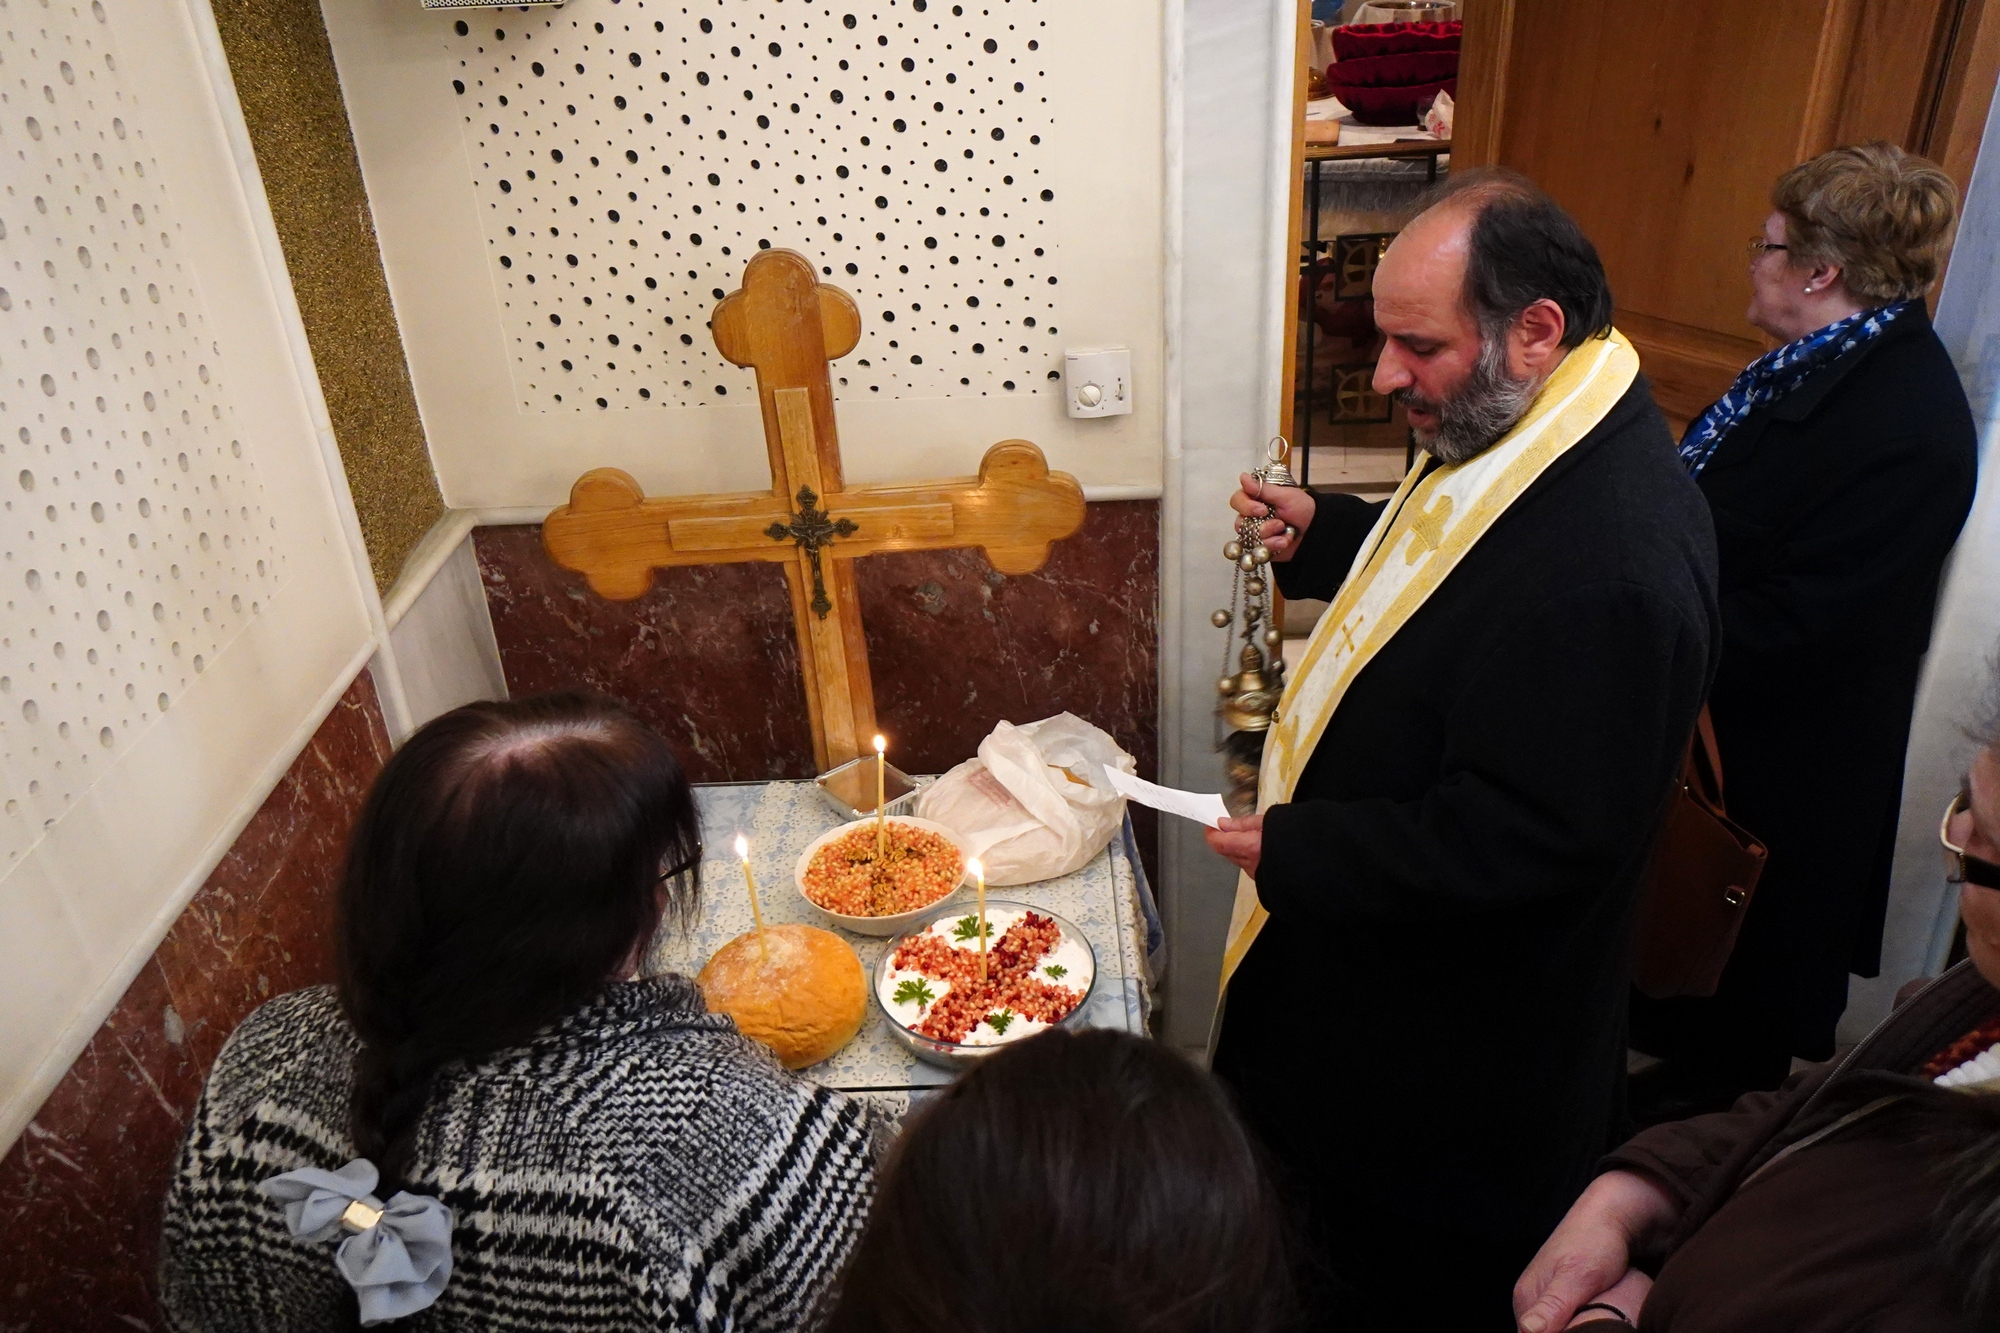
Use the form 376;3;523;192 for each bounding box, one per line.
1105;767;1231;829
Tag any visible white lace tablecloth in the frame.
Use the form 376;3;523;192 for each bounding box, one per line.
648;779;1153;1093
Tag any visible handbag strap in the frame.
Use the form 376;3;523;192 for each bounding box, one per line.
1687;705;1726;809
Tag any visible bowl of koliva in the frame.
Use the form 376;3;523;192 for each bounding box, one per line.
873;899;1097;1069
794;815;971;937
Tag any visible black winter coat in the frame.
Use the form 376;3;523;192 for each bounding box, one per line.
1212;375;1720;1261
1634;310;1976;1064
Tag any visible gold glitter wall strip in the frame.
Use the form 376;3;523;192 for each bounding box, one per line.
208;0;444;593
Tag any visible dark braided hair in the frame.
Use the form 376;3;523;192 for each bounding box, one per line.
336;692;701;1191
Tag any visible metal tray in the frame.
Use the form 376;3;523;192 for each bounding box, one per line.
814;754;921;822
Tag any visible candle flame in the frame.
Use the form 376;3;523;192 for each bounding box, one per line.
873;734;886;753
967;857;983;879
734;834;749;861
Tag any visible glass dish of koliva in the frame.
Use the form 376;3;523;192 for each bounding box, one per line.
874;900;1098;1070
814;755;921;823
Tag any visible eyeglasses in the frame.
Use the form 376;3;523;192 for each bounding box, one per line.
1747;238;1790;258
1941;791;2000;890
659;841;703;883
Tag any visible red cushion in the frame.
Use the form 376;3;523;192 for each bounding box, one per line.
1327;77;1456;127
1330;20;1462;61
1324;50;1459;89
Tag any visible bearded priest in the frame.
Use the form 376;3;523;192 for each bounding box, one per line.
1206;169;1720;1330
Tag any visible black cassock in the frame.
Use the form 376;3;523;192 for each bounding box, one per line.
1212;377;1718;1326
1632;309;1977;1073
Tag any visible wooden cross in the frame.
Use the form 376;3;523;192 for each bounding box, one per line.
541;249;1087;771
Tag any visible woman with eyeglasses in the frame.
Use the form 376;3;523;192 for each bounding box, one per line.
158;693;876;1331
1630;142;1979;1122
1513;711;2000;1332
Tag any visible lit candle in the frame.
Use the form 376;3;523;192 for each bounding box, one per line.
969;856;988;985
873;733;888;861
735;834;767;955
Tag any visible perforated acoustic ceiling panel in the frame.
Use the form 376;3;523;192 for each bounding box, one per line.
449;3;1059;408
2;46;286;866
0;0;373;1148
323;0;1161;507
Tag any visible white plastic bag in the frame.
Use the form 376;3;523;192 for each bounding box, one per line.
916;713;1136;886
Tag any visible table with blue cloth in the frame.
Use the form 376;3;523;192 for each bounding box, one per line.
648;779;1160;1109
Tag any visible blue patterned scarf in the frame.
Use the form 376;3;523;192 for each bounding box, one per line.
1678;300;1919;475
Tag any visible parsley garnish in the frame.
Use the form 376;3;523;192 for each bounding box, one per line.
892;978;937;1009
984;1010;1015;1035
1043;964;1067;981
951;915;992;943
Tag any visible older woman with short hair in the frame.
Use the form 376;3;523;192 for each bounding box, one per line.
1630;142;1979;1120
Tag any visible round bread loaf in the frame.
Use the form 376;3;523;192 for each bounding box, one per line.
697;923;867;1069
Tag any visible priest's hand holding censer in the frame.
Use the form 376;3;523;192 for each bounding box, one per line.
1228;436;1316;558
1213;438;1314;819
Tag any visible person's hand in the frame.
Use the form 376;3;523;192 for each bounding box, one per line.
1515;1171;1678;1333
1561;1268;1652;1328
1204;813;1262;877
1228;474;1316;561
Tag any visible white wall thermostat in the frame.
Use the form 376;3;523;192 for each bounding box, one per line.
1064;347;1134;419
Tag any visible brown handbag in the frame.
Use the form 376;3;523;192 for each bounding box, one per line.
1630;707;1769;999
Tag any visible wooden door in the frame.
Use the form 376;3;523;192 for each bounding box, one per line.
1453;0;2000;428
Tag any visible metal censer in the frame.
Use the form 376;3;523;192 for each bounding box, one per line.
1214;437;1299;815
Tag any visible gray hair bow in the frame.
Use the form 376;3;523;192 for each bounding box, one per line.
260;1158;454;1325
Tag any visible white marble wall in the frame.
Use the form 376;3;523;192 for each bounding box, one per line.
1840;94;2000;1042
1158;0;1297;1052
385;535;509;739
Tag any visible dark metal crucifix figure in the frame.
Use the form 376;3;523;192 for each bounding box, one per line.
766;486;858;619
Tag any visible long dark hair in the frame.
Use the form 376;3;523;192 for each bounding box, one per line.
824;1028;1298;1333
336;692;701;1190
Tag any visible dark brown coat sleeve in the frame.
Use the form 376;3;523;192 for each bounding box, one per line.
1600;1066;1833;1214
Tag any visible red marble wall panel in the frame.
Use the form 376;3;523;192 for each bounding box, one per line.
473;527;817;784
0;670;392;1331
472;502;1160;875
860;501;1161;882
856;499;1158;801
